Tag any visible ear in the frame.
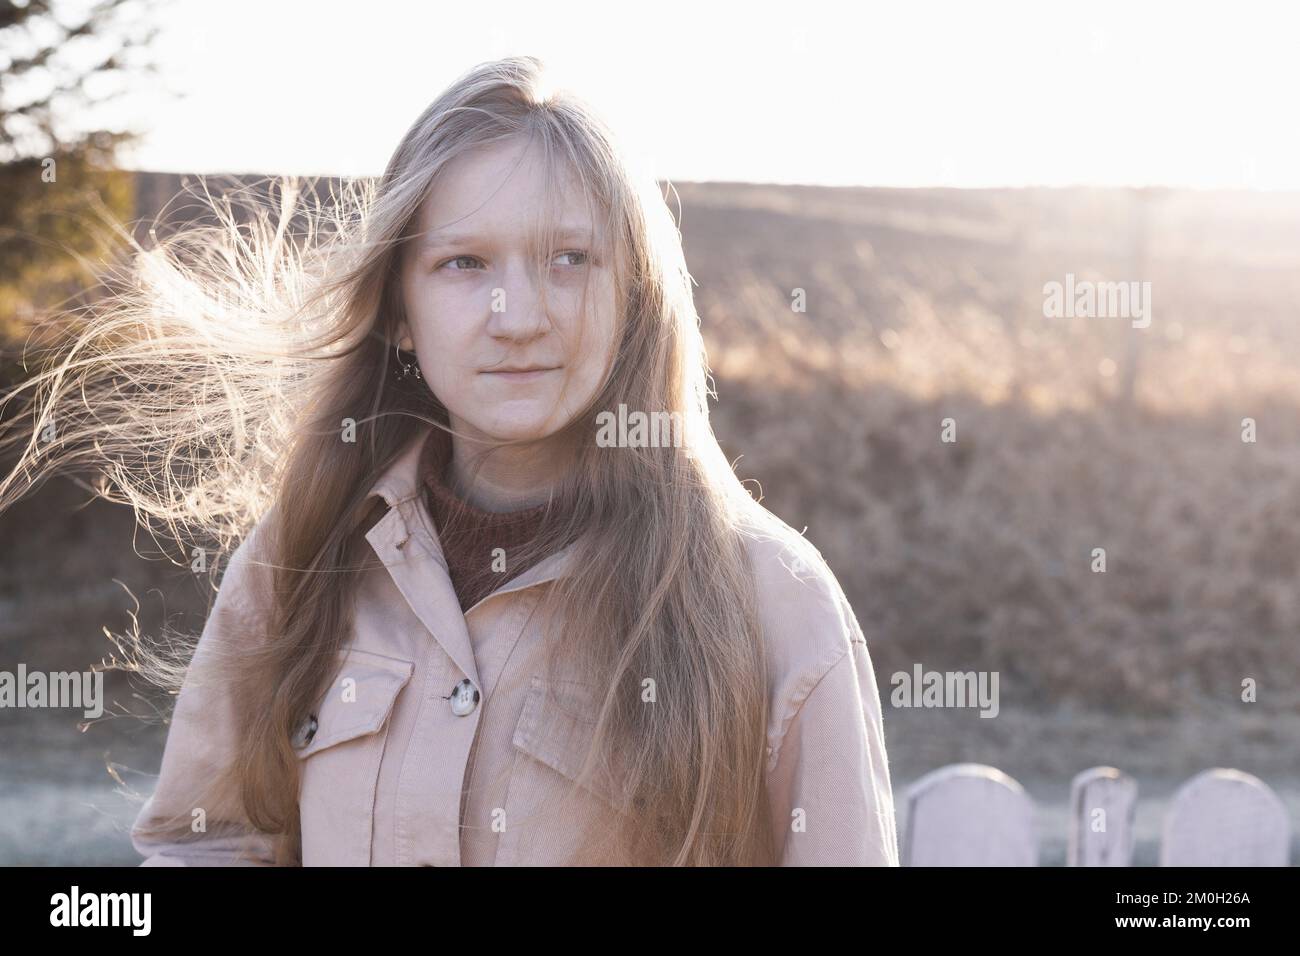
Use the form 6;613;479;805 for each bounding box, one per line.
396;323;414;352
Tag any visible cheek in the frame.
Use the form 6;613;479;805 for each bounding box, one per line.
586;305;620;385
551;335;613;427
562;287;619;372
404;284;474;370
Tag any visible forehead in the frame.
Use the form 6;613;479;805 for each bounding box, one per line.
412;136;603;247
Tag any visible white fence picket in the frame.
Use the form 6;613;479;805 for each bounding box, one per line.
901;763;1037;866
1068;766;1137;866
1160;768;1290;866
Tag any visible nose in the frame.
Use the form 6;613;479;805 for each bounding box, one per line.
485;259;550;344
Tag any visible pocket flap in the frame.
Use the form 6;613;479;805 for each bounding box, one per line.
511;675;630;812
295;647;414;758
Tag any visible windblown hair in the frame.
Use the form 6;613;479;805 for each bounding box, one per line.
0;55;796;865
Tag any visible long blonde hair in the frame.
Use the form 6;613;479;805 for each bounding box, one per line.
0;55;784;865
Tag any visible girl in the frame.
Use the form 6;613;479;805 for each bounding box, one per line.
0;56;898;866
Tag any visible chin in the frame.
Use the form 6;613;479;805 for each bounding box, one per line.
472;412;560;445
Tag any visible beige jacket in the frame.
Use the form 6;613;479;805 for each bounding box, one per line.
130;427;899;866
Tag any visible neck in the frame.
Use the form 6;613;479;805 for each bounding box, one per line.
447;434;568;513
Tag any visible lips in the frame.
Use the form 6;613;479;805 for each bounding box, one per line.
480;366;559;382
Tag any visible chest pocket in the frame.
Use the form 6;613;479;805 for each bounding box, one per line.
295;646;414;865
496;675;635;865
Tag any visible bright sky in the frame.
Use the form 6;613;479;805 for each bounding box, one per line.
107;0;1300;189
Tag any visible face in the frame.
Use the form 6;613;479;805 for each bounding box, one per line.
398;136;618;448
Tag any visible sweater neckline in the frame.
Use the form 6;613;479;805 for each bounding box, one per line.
418;426;550;529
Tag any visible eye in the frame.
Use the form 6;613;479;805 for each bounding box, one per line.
553;250;588;267
438;254;486;272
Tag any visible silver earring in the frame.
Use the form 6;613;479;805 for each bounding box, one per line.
393;342;422;381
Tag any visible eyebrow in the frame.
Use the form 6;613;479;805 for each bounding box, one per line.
416;224;595;251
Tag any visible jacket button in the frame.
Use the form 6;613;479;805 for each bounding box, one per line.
292;714;318;749
450;678;480;716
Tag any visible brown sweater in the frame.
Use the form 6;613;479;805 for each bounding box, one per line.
418;427;551;612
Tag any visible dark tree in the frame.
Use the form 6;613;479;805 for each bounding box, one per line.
0;0;161;376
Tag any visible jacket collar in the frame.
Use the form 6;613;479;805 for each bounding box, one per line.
359;425;576;686
363;424;436;513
